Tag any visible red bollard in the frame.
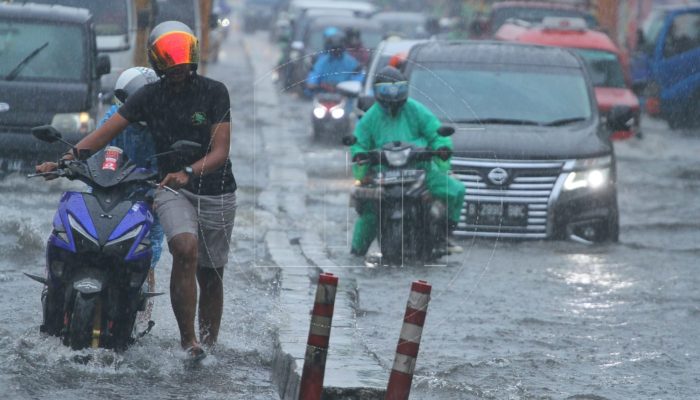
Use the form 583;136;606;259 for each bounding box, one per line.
385;280;432;400
298;272;339;400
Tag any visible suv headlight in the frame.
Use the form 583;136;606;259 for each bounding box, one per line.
385;148;412;167
564;168;610;191
51;112;95;135
563;156;612;191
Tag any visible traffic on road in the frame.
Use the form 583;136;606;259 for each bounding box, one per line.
1;1;699;399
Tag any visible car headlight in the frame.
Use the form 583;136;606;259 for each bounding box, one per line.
564;168;610;191
385;148;412;167
51;112;94;135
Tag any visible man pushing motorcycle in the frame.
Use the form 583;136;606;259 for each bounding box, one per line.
36;21;236;361
350;66;466;257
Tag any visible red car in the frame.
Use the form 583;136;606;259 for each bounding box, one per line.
496;17;641;140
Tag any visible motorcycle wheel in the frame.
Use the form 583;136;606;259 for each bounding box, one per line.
68;293;99;350
380;219;407;266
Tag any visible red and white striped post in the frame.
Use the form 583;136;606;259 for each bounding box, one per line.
385;280;432;400
298;272;338;400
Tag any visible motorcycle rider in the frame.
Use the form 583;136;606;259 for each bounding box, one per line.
36;21;236;360
350;66;466;257
305;27;364;96
344;27;370;67
99;67;165;319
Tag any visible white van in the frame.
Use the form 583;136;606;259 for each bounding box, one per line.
29;0;137;97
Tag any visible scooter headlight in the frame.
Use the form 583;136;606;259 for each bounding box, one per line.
385;148;412;167
313;106;327;119
330;107;345;119
105;225;143;247
68;214;99;247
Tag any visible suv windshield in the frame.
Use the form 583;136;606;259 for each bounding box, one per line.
574;49;626;88
409;65;592;125
0;19;85;81
30;0;128;36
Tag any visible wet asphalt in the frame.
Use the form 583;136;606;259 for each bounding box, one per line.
1;22;700;400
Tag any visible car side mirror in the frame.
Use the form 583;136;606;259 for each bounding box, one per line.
171;140;201;153
336;81;362;98
437;126;455;137
342;136;357;146
357;95;375;112
32;125;62;143
97;54;111;77
607;106;634;132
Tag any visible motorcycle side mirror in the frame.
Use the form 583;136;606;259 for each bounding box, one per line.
437;126;455;137
342;136;357;146
32;125;62;143
171;140;201;153
336;81;362;98
357;95;375;112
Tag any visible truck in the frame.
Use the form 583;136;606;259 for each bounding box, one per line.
0;3;110;173
631;4;700;129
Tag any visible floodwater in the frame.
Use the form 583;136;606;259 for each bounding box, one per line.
2;20;700;400
0;27;280;400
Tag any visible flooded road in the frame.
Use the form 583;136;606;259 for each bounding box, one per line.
2;22;700;400
270;39;700;400
0;28;280;400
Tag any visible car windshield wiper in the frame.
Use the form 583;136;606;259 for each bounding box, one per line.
454;118;541;126
4;42;49;81
542;117;587;127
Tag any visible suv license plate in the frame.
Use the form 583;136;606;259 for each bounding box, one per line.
466;202;527;226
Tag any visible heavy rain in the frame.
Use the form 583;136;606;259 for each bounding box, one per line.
0;0;699;399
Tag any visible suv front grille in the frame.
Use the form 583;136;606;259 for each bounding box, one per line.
451;158;565;239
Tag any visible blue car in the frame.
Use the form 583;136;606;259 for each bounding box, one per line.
632;5;700;129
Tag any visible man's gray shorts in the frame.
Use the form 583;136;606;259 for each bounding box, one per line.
154;189;236;269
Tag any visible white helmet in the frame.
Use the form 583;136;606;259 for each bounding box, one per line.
114;67;159;104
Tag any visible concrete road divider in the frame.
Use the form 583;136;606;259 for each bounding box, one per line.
385;280;432;400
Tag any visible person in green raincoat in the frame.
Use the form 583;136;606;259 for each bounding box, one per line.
350;66;466;257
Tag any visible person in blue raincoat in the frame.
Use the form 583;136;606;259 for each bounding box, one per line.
98;67;164;312
305;27;364;96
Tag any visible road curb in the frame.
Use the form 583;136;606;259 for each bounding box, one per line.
241;34;386;399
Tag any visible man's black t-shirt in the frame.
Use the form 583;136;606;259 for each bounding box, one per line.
118;74;236;195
